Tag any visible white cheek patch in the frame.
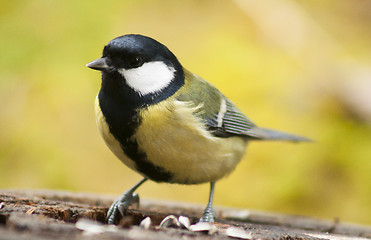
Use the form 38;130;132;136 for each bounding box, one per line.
117;61;176;96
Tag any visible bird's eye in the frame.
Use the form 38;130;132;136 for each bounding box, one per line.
129;56;143;68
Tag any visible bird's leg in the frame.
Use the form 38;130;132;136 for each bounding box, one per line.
106;178;147;224
199;182;216;222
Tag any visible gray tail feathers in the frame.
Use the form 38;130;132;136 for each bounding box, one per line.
259;127;311;142
246;126;311;142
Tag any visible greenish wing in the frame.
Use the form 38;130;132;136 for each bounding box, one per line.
205;97;271;139
204;96;310;142
178;69;269;139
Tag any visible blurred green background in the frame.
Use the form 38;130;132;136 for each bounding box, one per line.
1;0;371;225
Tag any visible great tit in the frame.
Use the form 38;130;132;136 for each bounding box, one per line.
86;34;309;224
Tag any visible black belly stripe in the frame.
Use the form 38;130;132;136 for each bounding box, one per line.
120;135;173;182
98;90;173;182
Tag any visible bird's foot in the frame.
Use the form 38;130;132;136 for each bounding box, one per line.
106;191;140;224
199;205;215;223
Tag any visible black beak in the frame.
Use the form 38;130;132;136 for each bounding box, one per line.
86;57;110;71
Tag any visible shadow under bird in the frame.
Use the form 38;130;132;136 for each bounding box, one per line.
86;34;310;224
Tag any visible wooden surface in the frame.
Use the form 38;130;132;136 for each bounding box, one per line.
0;189;370;240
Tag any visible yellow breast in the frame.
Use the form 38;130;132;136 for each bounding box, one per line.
95;94;247;184
134;98;247;184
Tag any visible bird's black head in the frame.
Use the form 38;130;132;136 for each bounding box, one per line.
87;34;184;106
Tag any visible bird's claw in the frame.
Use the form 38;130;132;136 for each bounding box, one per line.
199;205;215;223
106;192;140;224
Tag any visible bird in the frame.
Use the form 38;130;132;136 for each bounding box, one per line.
86;34;309;224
